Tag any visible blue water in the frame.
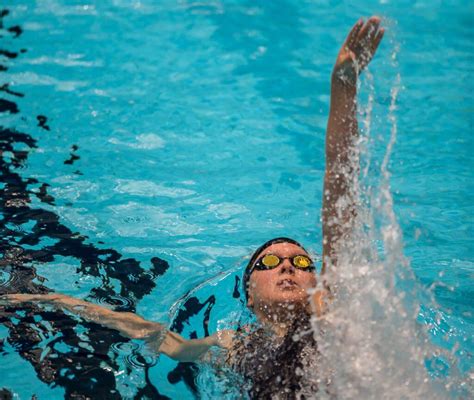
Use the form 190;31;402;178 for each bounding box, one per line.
1;0;472;398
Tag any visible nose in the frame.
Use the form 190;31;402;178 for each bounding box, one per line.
279;258;295;275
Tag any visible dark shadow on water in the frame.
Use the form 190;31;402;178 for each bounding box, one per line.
168;295;216;396
0;8;174;399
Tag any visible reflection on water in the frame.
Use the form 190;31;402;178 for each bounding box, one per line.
0;8;171;399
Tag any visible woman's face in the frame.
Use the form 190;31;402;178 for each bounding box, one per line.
247;242;317;313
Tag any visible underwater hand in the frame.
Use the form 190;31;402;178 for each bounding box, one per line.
333;16;384;85
214;329;235;350
0;293;44;305
0;293;61;306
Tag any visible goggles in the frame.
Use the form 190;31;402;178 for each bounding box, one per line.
251;254;315;272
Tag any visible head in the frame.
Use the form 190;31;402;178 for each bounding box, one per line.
243;238;317;321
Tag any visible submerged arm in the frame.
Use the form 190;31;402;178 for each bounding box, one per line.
322;17;384;274
1;293;164;339
0;293;231;362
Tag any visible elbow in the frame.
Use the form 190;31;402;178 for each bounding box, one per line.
163;350;188;362
159;336;212;363
128;330;147;340
123;321;165;341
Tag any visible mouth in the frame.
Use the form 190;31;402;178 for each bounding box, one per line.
277;279;298;289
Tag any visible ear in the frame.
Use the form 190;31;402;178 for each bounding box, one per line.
247;292;254;309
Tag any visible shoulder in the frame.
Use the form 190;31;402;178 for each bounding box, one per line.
206;328;250;366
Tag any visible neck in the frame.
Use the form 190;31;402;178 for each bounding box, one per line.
254;302;306;337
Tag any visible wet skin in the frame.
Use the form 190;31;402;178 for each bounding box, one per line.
247;243;318;319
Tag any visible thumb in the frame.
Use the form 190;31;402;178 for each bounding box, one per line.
312;289;330;317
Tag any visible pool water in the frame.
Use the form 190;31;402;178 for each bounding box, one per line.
0;0;472;398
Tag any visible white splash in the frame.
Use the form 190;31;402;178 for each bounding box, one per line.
309;41;463;399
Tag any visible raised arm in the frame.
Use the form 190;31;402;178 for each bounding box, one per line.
322;17;384;274
0;293;232;362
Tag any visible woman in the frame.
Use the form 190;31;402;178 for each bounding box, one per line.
1;16;384;398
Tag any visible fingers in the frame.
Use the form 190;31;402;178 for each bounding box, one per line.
0;294;24;305
354;16;384;68
0;293;45;305
356;16;381;45
371;27;385;55
345;18;364;50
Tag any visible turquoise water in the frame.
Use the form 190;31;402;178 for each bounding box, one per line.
0;0;472;398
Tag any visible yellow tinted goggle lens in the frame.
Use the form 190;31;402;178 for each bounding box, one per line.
293;255;311;268
260;254;313;269
262;254;280;268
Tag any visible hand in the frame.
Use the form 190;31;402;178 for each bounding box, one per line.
332;16;384;86
158;330;231;362
0;293;58;306
214;329;235;350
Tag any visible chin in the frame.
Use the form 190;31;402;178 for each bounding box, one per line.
273;291;309;307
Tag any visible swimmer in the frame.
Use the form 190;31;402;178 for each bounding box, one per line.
1;16;384;398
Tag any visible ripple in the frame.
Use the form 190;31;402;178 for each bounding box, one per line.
0;268;22;293
111;341;157;368
95;294;135;310
111;341;139;354
0;270;13;288
108;202;202;237
4;72;88;91
25;55;102;68
108;133;165;150
126;352;157;368
114;179;195;198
